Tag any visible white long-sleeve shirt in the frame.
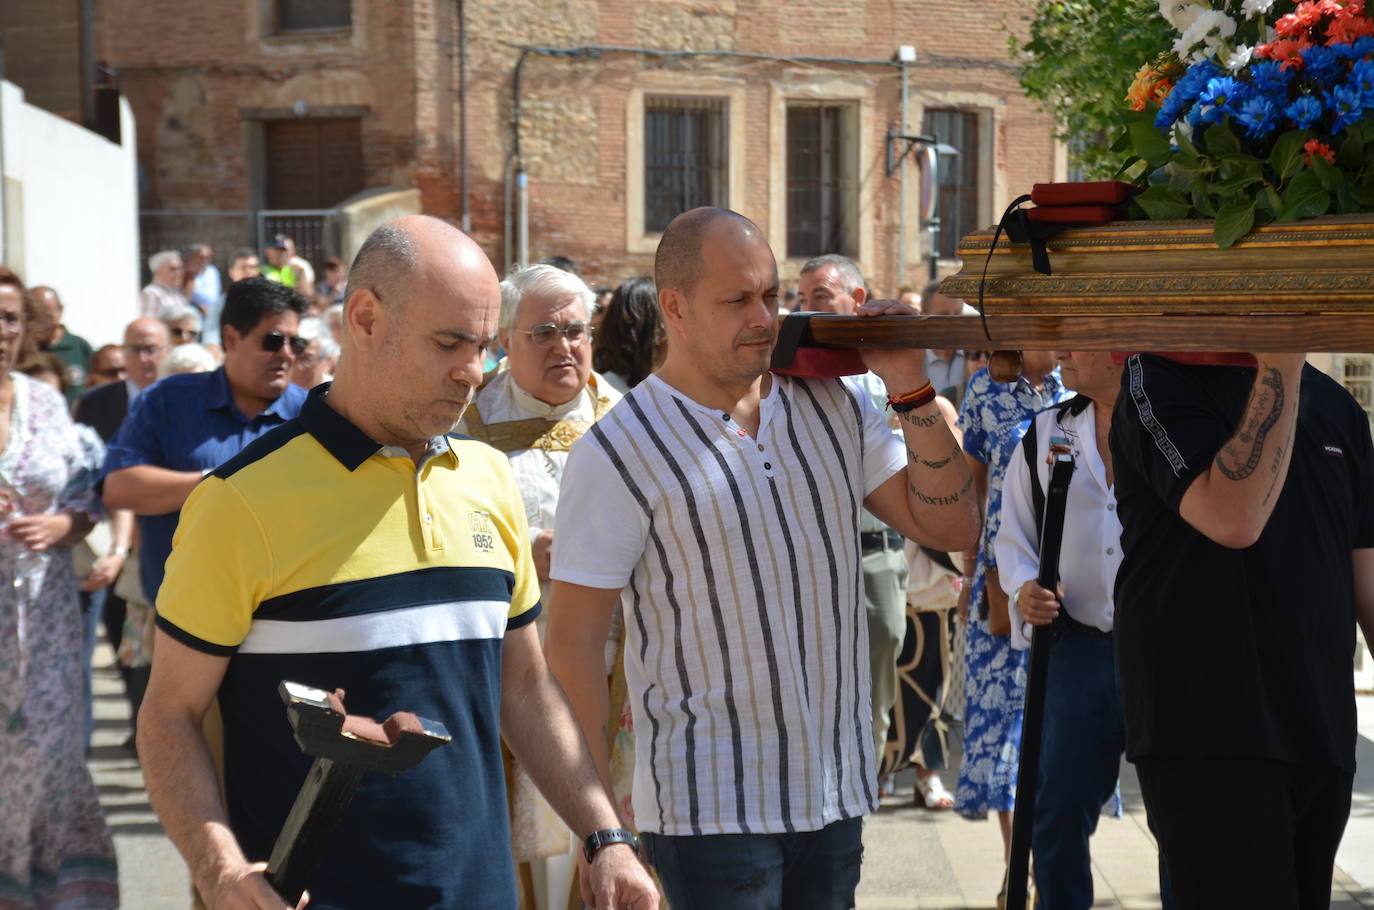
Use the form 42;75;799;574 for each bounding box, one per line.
995;397;1121;650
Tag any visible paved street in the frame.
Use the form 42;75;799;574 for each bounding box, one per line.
90;646;1374;909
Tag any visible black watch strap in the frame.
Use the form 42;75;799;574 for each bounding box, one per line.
583;827;640;863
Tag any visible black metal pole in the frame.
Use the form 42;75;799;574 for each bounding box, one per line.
1005;452;1076;910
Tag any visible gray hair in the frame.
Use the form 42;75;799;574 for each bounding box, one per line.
158;343;218;377
298;316;340;364
148;249;182;273
799;254;864;295
498;264;594;333
158;302;202;331
346;224;418;308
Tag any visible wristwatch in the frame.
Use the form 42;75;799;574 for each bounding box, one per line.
583;827;640;863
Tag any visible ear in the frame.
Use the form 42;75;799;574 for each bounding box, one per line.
659;287;687;324
346;289;380;349
221;324;240;354
851;286;867;307
499;328;511;352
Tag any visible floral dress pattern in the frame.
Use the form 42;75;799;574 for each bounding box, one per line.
953;367;1068;819
0;372;118;909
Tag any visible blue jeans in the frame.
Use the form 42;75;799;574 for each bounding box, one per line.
1033;629;1173;910
640;817;864;910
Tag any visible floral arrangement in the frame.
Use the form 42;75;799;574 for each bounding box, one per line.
1120;0;1374;245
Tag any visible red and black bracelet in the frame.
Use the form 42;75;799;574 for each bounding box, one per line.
888;382;936;413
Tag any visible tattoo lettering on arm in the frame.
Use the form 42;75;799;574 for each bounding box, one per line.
1215;367;1284;482
906;446;957;470
898;409;943;429
910;474;974;507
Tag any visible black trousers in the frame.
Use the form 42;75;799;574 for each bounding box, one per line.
1134;757;1352;910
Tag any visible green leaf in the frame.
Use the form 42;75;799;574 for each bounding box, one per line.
1337;181;1363;214
1258;185;1283;215
1109;129;1133;154
1136;184;1193;221
1269;130;1310;181
1213;199;1257;249
1191;186;1218;217
1277;169;1333;221
1310;155;1342;192
1174;129;1202;162
1129;119;1174;168
1337;131;1365;171
1204;122;1241;158
1210;171;1265;196
1168;160;1205;194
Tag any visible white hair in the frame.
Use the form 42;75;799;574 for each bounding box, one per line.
149;249;182;273
799;254;865;295
158;343;218;377
158;302;202;331
498;264;594;333
298;316;340;364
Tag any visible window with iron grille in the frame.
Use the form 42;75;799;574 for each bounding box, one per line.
276;0;351;32
923;108;981;260
786;103;858;259
643;97;729;234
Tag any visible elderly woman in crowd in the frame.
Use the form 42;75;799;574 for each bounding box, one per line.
0;269;118;908
292;316;339;390
159;302;203;348
591;275;665;394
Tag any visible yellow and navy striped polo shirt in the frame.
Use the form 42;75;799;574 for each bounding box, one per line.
156;385;539;908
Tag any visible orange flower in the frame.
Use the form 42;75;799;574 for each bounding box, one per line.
1304;138;1336;165
1327;11;1374;43
1126;64;1156;111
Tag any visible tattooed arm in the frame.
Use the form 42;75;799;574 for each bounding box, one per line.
1178;354;1306;548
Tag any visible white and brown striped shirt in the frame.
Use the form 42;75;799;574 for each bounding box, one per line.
551;373;907;836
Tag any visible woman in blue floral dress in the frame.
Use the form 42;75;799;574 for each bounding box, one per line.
954;354;1068;856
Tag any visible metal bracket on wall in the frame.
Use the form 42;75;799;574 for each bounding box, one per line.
886;130;936;177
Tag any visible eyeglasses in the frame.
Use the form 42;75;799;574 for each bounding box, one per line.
517;321;594;348
169;327;197;341
128;344;165;357
261;331;309;355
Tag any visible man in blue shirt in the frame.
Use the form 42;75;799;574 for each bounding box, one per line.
103;277;309;602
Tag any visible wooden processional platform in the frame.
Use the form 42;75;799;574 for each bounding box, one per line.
777;215;1374;355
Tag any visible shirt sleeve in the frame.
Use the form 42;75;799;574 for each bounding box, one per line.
502;460;542;629
102;386;167;476
549;437;649;590
1110;354;1230;512
994;415;1044;652
1351;396;1374;550
155;476;274;655
850;379;908;498
958;370;989;463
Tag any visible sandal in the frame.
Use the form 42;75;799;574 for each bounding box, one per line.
914;771;954;810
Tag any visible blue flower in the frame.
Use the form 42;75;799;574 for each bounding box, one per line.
1199;76;1249;114
1328;84;1366;132
1332;35;1374;61
1185;101;1206;128
1237;96;1280;138
1248;60;1292;95
1351;59;1374;105
1156;61;1222;130
1301;45;1342;83
1285;94;1324;129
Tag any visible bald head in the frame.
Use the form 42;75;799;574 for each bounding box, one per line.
124;317;168;346
347;215;495;312
655;207;765;295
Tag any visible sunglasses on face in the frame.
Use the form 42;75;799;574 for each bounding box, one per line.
517;321;594;348
170;327;197;340
261;331;309;355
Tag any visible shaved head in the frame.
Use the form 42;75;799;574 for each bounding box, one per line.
655;207;764;295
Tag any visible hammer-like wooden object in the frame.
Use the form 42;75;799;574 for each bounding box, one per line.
264;681;451;905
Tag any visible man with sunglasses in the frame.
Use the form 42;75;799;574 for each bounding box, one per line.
102;276;308;606
455;263;621;910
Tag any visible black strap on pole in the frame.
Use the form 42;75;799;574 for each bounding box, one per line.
1004;451;1076;910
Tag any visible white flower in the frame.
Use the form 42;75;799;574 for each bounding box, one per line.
1223;44;1253;70
1173;8;1240;62
1158;0;1209;33
1240;0;1276;17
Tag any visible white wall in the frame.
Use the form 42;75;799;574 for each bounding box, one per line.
1;80;139;349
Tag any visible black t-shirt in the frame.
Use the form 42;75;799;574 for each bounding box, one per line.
1110;354;1374;772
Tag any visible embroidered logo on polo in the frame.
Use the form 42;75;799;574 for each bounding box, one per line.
468;510;497;552
1324;444;1345;457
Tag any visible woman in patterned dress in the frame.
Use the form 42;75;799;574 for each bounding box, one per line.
0;272;118;909
953;354;1068;874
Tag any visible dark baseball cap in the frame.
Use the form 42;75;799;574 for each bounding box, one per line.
265;234;290;249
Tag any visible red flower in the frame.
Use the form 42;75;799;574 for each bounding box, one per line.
1304;139;1336;165
1327;12;1374;43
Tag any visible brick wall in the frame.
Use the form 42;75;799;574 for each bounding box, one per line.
98;0;1059;292
0;0;83;121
